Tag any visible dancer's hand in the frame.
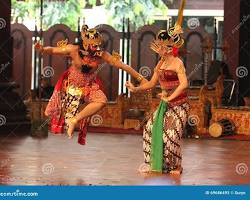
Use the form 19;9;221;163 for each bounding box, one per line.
125;81;137;92
67;117;77;139
157;93;169;102
34;41;44;53
150;40;172;57
150;41;166;56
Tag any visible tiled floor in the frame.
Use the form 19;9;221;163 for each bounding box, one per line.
0;132;249;185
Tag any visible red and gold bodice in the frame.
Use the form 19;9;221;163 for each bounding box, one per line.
63;56;103;97
159;69;188;106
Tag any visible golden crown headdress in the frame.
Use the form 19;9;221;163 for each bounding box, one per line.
81;25;103;50
154;0;186;49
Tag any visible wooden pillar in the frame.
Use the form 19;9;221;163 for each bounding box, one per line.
0;0;12;81
224;0;250;104
202;36;213;85
239;0;250;98
223;0;241;79
0;0;30;132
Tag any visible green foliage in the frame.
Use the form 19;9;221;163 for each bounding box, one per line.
99;0;168;30
11;0;167;31
12;0;38;22
11;0;85;30
42;0;85;30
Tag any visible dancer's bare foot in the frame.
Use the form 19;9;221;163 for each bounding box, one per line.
67;117;77;139
169;167;183;175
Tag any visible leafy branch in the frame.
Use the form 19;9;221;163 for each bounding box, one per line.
11;0;168;31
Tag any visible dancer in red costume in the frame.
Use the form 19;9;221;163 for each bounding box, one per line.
35;25;146;144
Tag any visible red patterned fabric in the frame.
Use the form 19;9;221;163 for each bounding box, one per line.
50;116;64;134
47;69;69;134
159;69;188;107
46;66;106;145
67;67;107;103
78;118;89;145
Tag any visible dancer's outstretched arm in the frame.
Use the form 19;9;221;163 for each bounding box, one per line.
101;51;147;84
125;70;159;92
125;58;165;92
34;42;77;55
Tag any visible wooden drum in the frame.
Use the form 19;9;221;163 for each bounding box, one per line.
209;119;236;137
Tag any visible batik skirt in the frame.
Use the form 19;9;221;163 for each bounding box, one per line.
142;102;190;173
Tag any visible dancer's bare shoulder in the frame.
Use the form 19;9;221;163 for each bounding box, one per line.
173;57;186;74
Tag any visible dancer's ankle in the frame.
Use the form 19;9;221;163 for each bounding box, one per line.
170;167;183;175
70;117;78;124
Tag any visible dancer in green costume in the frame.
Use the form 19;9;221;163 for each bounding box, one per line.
126;0;189;175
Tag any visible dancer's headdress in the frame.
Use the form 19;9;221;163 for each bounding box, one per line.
81;25;103;51
151;0;186;54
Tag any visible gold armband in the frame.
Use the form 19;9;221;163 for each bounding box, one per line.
70;117;78;124
57;39;68;52
136;74;144;82
109;50;122;65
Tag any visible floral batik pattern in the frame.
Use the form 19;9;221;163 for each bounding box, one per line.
143;102;190;173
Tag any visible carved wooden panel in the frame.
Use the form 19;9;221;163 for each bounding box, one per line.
95;24;120;101
211;107;250;135
131;25;159;80
43;24;77;86
11;23;33;98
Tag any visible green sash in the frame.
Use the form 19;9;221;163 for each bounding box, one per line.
150;100;167;172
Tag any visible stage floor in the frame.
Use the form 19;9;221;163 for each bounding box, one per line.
0;132;249;185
